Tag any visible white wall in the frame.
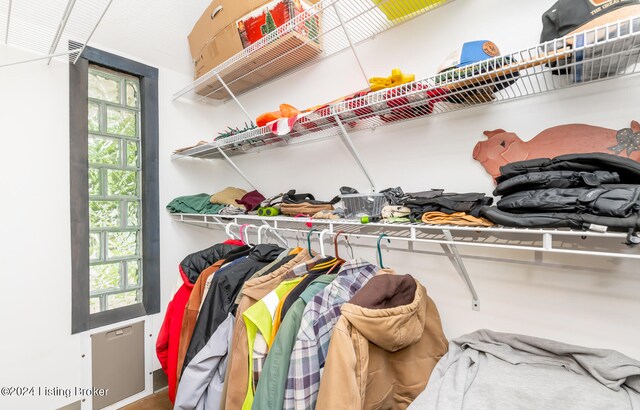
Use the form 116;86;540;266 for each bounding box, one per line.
0;44;225;409
167;0;640;359
1;0;639;408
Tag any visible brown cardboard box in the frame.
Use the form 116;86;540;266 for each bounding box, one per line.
189;0;321;81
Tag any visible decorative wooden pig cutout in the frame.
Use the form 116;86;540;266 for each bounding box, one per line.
473;121;640;179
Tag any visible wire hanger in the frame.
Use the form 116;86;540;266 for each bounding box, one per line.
307;228;318;256
377;233;391;269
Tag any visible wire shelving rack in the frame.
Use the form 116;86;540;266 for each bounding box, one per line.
0;0;113;68
172;16;640;162
173;0;455;102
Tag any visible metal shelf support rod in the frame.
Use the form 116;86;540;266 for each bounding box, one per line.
332;2;369;87
334;115;376;192
46;0;77;65
0;49;80;68
260;221;288;247
442;229;480;310
216;147;259;191
4;0;11;44
215;73;254;123
73;0;113;64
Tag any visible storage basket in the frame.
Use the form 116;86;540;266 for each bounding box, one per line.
340;193;388;219
372;0;445;20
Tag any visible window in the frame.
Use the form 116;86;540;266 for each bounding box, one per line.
71;47;159;333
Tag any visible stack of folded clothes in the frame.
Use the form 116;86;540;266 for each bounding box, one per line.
481;153;640;244
381;187;494;226
166;187;266;216
279;190;340;217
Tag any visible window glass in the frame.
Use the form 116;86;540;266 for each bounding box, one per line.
88;66;142;313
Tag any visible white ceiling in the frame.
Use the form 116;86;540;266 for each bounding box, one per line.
91;0;211;75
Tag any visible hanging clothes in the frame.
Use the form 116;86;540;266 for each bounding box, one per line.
316;274;448;410
222;251;313;410
253;274;336;410
408;329;640;410
242;277;305;409
183;244;284;378
156;241;242;403
176;258;225;382
224;254;320;410
283;259;379;410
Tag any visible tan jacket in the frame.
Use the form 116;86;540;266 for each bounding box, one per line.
316;274;448;410
176;259;225;380
223;250;312;410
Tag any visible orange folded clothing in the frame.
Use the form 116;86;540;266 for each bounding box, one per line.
280;203;334;216
422;211;494;227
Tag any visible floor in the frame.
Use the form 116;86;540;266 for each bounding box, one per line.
120;390;172;410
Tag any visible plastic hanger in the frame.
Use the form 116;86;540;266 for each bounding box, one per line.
239;223;250;244
307;228;318;256
327;230;349;274
225;222;241;240
377;233;391;269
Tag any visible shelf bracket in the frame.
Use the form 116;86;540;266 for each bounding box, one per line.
4;0;11;44
215;73;254;123
333;115;376;192
332;2;369;87
216;147;259;191
441;229;480;311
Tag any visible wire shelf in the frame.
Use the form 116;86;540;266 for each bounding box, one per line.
173;0;454;102
0;0;112;68
172;16;640;160
170;213;640;260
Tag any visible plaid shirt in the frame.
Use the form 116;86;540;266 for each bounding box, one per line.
283;259;378;410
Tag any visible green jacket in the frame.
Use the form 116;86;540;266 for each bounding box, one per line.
251;274;336;410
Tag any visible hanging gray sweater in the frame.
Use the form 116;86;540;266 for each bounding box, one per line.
408;329;640;410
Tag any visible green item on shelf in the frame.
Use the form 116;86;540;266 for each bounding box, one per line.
166;193;226;214
258;207;280;217
215;122;257;141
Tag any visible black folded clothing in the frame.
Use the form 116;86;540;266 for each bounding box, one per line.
494;170;620;197
497;153;640;184
497;185;640;218
282;189;340;205
405;191;493;219
480;206;640;245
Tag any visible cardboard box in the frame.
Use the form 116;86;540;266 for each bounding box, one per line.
189;0;320;80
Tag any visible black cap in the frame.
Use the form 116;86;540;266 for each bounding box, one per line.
541;0;640;43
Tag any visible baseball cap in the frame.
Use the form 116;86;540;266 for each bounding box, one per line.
437;40;502;73
541;0;640;43
436;41;519;104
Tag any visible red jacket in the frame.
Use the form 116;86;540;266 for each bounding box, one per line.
156;240;243;402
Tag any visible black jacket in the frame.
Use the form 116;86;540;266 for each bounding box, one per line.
494;170;620;197
497;153;640;184
180;243;240;284
182;244;284;372
497;185;640;218
481;206;640;232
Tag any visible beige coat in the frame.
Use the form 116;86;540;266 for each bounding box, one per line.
316;274;448;410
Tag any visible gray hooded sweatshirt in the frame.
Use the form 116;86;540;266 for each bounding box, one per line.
409;329;640;410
